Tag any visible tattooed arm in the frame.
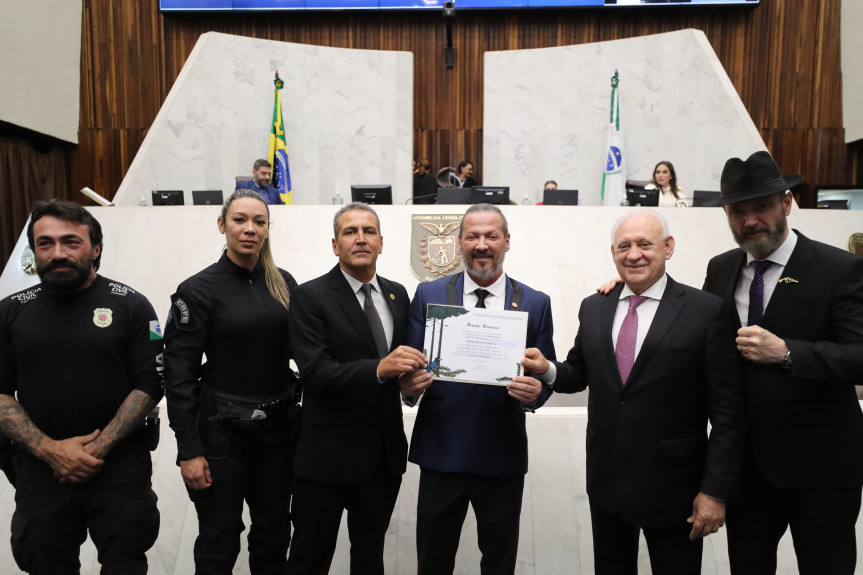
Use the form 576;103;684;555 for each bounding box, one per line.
0;393;103;483
82;389;159;460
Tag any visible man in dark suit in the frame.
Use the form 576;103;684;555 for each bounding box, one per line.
524;210;745;575
400;203;556;574
413;158;437;204
287;202;427;575
235;158;282;205
703;151;863;575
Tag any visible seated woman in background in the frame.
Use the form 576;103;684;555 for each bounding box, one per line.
544;180;558;190
456;160;477;188
645;160;687;207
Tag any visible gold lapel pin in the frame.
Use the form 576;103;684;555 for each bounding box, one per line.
511;302;518;308
778;277;799;284
389;293;395;300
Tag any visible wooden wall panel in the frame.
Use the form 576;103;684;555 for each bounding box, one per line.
68;0;858;205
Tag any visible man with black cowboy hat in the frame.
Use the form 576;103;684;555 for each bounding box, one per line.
703;150;863;574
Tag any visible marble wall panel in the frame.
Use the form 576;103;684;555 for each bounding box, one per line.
114;33;413;206
842;0;863;143
484;29;766;205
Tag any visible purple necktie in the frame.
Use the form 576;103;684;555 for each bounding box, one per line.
747;260;773;327
616;295;647;384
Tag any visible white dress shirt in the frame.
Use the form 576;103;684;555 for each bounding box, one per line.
463;272;507;310
612;274;668;360
646;183;687;207
733;231;798;327
547;275;668;388
341;268;394;349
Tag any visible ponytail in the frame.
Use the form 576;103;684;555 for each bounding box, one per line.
260;236;290;309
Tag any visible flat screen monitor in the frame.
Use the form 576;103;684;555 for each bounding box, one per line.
692;190;720;207
152;190;184;206
471;186;510;205
626;188;659;207
542;189;579;205
436;187;471;204
350;185;392;205
192;190;224;205
816;187;863;210
817;199;850;210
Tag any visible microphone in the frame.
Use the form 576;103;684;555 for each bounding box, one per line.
405;193;439;204
80;187;114;206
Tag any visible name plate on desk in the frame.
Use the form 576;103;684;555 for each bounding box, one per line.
423;304;528;385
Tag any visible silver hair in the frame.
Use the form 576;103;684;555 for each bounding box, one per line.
460;203;509;236
610;209;670;244
333;202;382;238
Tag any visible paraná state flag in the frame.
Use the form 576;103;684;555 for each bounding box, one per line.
601;71;626;207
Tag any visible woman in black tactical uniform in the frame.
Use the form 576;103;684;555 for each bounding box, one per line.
164;188;298;574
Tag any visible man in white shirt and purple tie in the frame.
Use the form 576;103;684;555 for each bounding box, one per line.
524;209;745;575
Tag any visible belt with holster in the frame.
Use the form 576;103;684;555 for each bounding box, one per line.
201;384;296;424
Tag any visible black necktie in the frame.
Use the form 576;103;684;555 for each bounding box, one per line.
748;260;773;327
361;284;388;358
475;288;490;308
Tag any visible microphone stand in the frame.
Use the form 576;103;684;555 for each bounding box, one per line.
405;193;440;204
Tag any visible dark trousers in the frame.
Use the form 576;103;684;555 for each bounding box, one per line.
190;419;294;575
416;468;524;575
286;461;402;575
727;460;862;575
10;447;159;575
589;498;703;575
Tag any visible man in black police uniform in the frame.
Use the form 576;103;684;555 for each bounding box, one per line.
0;200;163;574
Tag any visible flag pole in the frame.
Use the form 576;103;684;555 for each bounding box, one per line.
601;70;625;207
269;71;292;204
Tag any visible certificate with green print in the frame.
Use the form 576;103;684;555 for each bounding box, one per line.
422;304;528;385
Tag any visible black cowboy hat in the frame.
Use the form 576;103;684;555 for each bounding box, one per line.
712;151;803;206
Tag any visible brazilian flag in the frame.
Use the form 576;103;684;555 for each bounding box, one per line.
268;74;292;205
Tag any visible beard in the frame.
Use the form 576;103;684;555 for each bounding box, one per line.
731;218;787;260
465;250;505;284
37;256;94;293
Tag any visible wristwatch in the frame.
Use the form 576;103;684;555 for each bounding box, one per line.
782;349;792;369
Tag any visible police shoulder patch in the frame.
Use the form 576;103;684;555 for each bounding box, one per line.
173;298;190;325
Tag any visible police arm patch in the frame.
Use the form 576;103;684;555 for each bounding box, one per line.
173;298;190;325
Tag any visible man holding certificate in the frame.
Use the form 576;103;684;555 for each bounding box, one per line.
401;203;556;574
287;202;426;574
523;210;745;575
